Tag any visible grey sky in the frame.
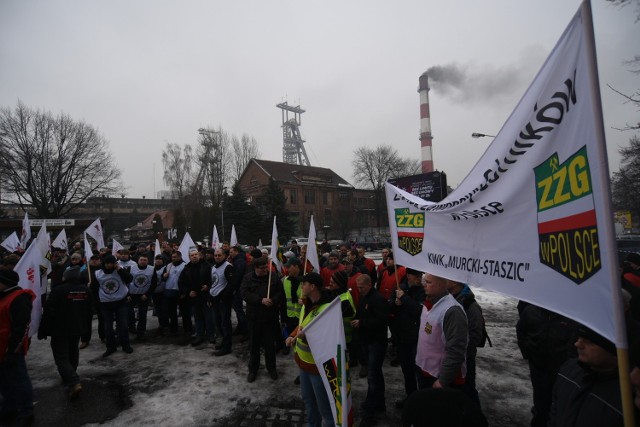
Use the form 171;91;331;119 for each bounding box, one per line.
1;1;638;199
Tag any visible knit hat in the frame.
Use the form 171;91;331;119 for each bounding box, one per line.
577;325;616;355
250;249;263;259
406;268;423;276
0;269;20;287
331;271;349;288
285;257;301;267
302;272;323;288
103;254;117;264
62;266;81;283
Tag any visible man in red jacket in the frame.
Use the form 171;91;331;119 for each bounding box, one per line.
0;270;35;426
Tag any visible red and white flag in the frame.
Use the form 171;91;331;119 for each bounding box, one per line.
211;225;220;249
19;211;31;250
1;232;20;253
51;229;68;250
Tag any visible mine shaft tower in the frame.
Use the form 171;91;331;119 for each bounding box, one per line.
276;101;311;166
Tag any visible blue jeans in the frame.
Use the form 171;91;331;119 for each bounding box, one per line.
101;299;130;349
362;342;386;411
0;353;33;418
300;368;335;427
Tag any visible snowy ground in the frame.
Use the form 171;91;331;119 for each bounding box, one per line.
21;255;533;427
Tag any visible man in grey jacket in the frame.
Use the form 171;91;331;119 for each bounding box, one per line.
415;273;468;391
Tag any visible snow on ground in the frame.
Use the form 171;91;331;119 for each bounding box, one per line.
24;254;533;427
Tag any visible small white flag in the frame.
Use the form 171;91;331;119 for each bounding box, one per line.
1;232;20;253
269;217;282;273
178;232;197;260
84;218;105;250
155;239;161;259
230;224;238;247
51;229;68;250
83;233;93;259
306;216;321;273
112;238;124;254
212;225;220;249
19;212;31;250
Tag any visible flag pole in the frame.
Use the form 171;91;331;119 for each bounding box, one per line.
267;258;273;299
582;1;634;425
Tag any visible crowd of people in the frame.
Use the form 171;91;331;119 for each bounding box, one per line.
1;239;640;426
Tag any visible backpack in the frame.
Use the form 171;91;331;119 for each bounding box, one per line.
461;297;492;348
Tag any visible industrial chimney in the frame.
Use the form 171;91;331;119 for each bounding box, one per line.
418;72;433;173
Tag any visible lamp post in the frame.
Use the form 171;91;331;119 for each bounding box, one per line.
471;132;496;139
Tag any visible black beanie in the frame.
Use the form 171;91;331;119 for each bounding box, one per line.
0;269;20;287
332;271;349;289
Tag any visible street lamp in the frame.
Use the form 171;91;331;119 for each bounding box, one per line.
471;132;496;139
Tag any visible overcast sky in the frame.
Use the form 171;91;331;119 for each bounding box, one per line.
1;1;638;199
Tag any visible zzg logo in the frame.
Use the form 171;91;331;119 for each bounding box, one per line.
534;146;600;284
395;208;424;256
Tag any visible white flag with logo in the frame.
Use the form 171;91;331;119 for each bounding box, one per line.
306;216;320;273
386;3;624;347
84;218;105;250
19;211;31;250
15;224;51;336
51;229;68;250
211;225;220;249
83;233;93;260
1;232;20;253
303;297;353;427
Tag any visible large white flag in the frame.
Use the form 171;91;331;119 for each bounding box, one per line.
15;224;51;336
178;232;197;260
51;229;68;250
84;218;105;250
306;216;320;273
1;232;20;253
303;297;353;427
19;211;31;250
211;225;220;249
230;224;238;247
112;238;124;254
386;3;625;347
269;217;282;273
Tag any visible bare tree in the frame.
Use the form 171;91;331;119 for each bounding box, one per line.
611;135;640;217
230;133;261;184
352;145;407;226
0;102;121;218
392;158;423;179
161;142;195;199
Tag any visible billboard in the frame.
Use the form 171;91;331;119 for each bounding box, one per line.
388;171;447;202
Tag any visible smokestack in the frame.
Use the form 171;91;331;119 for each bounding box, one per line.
418;72;433;173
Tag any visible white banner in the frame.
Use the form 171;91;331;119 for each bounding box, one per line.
303;297;353;427
386;4;625;347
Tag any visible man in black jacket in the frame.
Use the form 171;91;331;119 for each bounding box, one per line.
229;245;248;338
241;256;284;382
38;266;93;399
352;274;389;427
389;268;425;409
548;325;622;427
179;249;214;347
